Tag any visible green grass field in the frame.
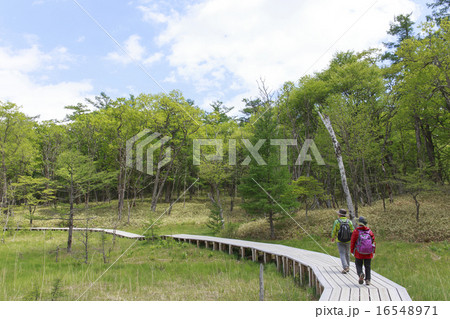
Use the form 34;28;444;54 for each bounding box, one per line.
0;231;313;301
1;191;449;300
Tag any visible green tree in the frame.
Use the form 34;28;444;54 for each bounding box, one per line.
198;101;236;227
293;176;326;219
240;108;298;239
427;0;450;25
393;20;450;182
56;150;96;252
0;102;38;214
382;13;415;64
394;169;436;222
12;176;56;226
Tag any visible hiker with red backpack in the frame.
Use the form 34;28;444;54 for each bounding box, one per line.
351;216;376;285
331;209;354;274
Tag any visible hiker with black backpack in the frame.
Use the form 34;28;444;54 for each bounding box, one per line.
351;216;376;285
331;209;354;274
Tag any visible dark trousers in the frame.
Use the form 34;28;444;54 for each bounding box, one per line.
355;258;372;280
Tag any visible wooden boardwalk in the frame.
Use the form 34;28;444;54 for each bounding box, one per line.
162;234;412;301
8;227;146;240
6;227;411;301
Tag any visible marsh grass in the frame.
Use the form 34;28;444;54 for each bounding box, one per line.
2;191;448;300
0;231;313;301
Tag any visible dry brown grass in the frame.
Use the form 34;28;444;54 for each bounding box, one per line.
237;192;450;242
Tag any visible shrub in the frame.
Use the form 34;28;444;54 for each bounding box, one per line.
218;222;239;238
236;219;270;240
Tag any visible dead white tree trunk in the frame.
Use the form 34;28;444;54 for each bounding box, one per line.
318;111;355;221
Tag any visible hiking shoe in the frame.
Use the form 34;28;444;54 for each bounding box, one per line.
365;280;370;285
341;269;347;274
345;267;350;273
358;273;364;285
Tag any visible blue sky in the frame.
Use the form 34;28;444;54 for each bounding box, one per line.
0;0;432;120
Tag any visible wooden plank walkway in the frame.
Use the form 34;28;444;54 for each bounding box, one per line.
7;227;146;240
5;227;411;301
162;234;412;301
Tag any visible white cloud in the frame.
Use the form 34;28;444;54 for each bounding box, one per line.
163;71;177;83
105;34;163;66
138;5;171;24
0;44;93;121
144;52;164;65
142;0;420;111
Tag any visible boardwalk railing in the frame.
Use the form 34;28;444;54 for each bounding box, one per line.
4;227;411;301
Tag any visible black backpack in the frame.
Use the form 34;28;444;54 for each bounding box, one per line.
337;219;352;242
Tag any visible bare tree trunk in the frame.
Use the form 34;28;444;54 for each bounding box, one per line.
85;184;90;209
83;219;89;264
150;168;161;212
183;170;186;209
422;124;442;182
117;162;126;220
362;158;372;206
127;192;131;225
414;114;423;169
1;155;8;211
318;111;355;221
101;233;108;264
151;145;181;212
216;185;224;228
412;193;420;222
167;169;178;216
268;211;275;239
164;182;171;203
67;169;74;253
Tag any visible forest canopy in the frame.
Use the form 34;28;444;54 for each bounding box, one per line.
1;10;449;240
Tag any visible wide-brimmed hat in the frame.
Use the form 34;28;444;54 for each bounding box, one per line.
358;216;368;226
336;209;347;216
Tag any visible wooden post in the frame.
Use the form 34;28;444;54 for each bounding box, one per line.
213;242;217;251
252;249;256;262
282;257;286;277
293;261;297;278
300;264;306;285
197;240;200;248
240;247;245;259
188;239;192;244
259;263;264;301
308;268;313;287
315;276;319;294
276;256;281;272
219;243;222;251
287;258;292;276
263;252;267;264
228;244;233;255
286;258;290;276
205;241;209;249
